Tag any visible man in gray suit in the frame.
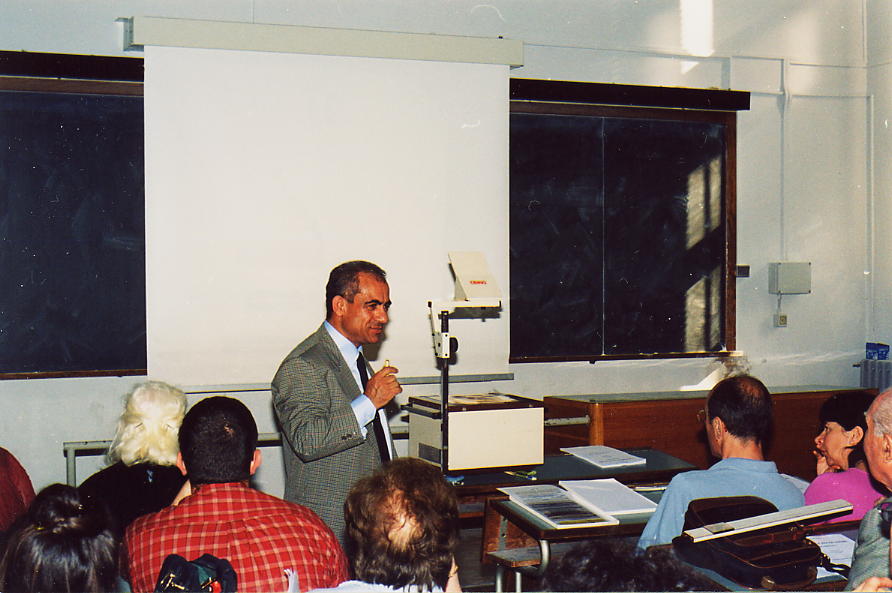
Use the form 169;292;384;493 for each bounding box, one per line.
847;387;892;591
272;260;402;545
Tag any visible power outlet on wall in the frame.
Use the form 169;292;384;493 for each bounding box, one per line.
773;313;788;328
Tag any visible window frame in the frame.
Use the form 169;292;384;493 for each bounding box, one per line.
508;79;744;363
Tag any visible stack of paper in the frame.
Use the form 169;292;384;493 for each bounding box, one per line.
559;478;658;516
561;445;646;468
498;484;619;529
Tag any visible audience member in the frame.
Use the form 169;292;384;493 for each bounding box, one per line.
79;381;187;533
543;539;713;591
0;483;118;593
311;457;461;593
805;390;885;522
0;446;35;534
125;395;347;592
638;375;804;548
847;388;892;591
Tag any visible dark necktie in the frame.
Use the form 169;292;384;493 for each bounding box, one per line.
357;353;391;462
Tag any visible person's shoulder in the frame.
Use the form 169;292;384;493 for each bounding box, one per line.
275;326;334;369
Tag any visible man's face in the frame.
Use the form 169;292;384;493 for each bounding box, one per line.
864;412;891;487
332;272;391;346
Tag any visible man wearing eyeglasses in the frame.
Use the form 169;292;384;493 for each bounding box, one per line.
845;389;892;591
637;375;804;549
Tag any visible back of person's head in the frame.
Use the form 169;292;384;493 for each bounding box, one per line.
345;457;458;591
325;260;387;319
178;396;257;486
819;390;875;466
707;374;772;444
0;484;118;593
543;539;713;591
107;380;187;466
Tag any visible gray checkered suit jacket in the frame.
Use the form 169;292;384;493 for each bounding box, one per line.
272;324;381;545
846;495;892;590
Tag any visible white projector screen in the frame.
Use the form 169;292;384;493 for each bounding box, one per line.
144;46;509;386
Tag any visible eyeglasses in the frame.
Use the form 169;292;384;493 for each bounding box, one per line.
879;500;892;528
696;409;708;424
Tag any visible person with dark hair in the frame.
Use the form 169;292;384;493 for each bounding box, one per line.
125;396;348;593
805;391;885;522
273;260;402;544
79;381;187;534
311;457;461;593
0;483;119;593
542;539;713;592
638;375;804;548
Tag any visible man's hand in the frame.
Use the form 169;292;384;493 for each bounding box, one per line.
366;364;402;409
814;450;839;475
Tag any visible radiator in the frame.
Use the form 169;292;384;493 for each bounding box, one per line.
860;359;892;391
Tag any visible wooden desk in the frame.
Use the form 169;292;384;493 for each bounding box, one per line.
453;448;694;518
544;386;874;480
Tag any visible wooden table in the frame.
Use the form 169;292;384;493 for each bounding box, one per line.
543;386;875;480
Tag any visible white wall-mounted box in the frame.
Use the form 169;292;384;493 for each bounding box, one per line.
769;262;812;295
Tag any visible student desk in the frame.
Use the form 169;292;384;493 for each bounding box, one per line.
485;495;859;593
484;495;660;592
452;448;694;519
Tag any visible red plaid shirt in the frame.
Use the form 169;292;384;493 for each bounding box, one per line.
125;482;347;592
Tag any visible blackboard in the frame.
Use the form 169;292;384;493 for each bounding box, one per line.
0;89;146;375
510;108;731;361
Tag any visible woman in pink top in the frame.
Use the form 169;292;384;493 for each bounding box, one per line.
805;390;887;522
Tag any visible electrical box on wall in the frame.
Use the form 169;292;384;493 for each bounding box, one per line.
768;262;811;295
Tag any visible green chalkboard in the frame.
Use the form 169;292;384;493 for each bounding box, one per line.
509;105;733;361
0;88;146;375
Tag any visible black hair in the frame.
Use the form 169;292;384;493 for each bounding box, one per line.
542;538;713;591
706;375;772;444
325;261;387;319
0;484;118;593
178;396;258;486
819;390;876;467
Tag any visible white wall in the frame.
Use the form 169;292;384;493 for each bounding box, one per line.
0;0;878;490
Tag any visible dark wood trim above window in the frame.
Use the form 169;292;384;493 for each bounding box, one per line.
511;78;750;112
0;50;143;82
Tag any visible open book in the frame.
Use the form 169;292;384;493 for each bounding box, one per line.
561;445;646;469
498;484;619;529
559;478;658;516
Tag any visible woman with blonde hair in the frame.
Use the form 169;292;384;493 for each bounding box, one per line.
79;381;187;533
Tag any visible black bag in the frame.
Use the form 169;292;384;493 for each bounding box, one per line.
672;496;845;590
154;553;238;593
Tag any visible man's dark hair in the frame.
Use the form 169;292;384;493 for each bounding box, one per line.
345;458;458;591
706;375;773;444
178;396;258;486
0;484;118;593
543;539;713;592
325;260;387;319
